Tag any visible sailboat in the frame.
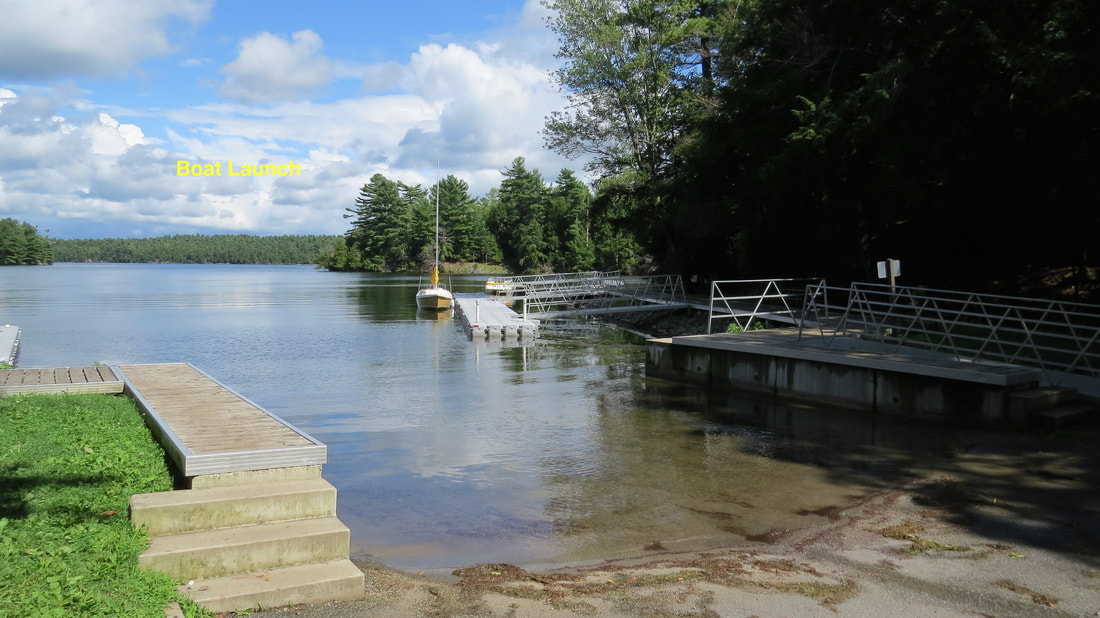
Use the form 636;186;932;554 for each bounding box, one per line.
415;171;454;311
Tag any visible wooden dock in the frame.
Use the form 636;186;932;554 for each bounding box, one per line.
0;361;326;480
454;293;538;340
115;363;326;479
0;365;124;396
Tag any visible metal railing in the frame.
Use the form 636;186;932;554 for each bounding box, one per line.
488;270;617;293
707;278;824;334
798;281;1100;386
521;272;686;317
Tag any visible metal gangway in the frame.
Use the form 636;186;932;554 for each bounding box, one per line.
797;281;1100;391
707;278;824;333
505;271;688;318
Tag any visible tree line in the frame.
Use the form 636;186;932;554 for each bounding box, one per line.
51;234;339;264
323;0;1097;296
320;160;640;273
535;0;1096;294
0;219;52;265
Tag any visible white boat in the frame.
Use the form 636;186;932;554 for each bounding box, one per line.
415;168;453;311
484;278;514;296
416;266;453;310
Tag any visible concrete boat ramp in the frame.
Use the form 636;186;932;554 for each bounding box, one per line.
453;292;538;340
647;328;1096;429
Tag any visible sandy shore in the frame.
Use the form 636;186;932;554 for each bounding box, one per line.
252;464;1100;618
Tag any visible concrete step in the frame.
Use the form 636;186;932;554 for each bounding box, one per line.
139;516;350;580
181;558;365;614
1032;402;1096;427
130;479;337;536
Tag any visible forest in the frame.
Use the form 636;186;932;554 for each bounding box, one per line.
0;219;52;265
51;234;339;264
319;161;629;274
326;0;1098;297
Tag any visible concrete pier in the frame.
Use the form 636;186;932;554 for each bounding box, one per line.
646;328;1048;428
453;293;538;340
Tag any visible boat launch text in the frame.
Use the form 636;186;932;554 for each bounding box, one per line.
177;160;301;177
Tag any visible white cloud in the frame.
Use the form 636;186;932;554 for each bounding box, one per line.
394;41;566;173
219;30;336;103
87;113;148;156
0;2;590;239
0;0;211;78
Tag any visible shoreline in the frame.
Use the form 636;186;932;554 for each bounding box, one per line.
255;460;1100;617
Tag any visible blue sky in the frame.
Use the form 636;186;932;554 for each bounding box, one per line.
0;0;581;238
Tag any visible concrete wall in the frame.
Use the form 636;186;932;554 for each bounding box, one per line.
646;338;1026;427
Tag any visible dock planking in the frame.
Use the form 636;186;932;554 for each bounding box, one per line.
114;363;326;478
0;365;124;396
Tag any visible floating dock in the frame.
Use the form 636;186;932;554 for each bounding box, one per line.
454;293;538;340
1;324;19;366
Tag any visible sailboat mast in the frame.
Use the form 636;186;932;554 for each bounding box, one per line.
434;162;440;271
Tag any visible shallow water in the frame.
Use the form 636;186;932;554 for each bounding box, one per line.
2;263;1093;572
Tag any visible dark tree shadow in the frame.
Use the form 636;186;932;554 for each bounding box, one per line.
641;380;1100;568
0;463;112;521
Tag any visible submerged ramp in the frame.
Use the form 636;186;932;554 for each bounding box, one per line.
115;363;326;479
453;293;538;340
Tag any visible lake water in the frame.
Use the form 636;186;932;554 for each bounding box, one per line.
0;263;1031;572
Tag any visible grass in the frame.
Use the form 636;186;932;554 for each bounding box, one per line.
0;393;210;617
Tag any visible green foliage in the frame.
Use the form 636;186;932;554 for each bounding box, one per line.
344;174;416;271
327;173;507;273
329;162;601;275
542;0;714;180
726;320;767;333
490;158;551;272
51;234;338;265
539;0;1099;291
0;219;53;266
540;0;726;275
0;394;209;617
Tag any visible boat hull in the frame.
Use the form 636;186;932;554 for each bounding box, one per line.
416;288;453;310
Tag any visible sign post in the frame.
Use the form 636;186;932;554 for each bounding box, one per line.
876;259;901;295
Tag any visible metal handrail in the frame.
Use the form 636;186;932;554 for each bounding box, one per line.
521;272;686;317
708;278;824;333
797;281;1100;386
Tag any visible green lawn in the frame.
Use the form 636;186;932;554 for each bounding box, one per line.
0;393;210;617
